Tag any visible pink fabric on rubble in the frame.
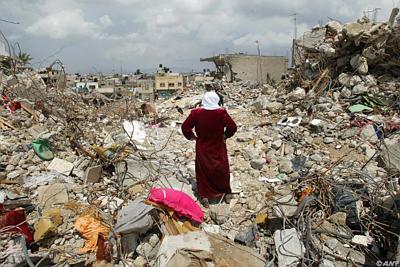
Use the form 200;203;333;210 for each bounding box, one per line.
148;188;204;223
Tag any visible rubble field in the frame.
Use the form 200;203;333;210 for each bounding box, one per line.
1;11;400;267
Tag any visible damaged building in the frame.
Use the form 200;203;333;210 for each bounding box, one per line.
155;64;184;98
200;53;288;83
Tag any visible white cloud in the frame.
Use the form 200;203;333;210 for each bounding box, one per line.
4;0;397;72
100;15;113;27
25;9;112;40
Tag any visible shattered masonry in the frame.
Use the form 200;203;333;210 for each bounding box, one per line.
1;8;400;267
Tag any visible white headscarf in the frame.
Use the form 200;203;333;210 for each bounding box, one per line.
201;91;220;110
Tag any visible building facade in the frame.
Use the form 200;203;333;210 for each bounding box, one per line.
200;53;288;83
155;72;184;98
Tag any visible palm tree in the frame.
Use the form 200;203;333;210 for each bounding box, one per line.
18;52;32;65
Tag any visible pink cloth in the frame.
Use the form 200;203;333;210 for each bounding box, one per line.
148;188;204;223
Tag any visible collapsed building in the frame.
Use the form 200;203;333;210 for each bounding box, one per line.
1;8;400;267
200;53;288;83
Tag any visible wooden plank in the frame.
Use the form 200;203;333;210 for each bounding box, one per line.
20;102;40;121
311;68;329;93
0;117;16;129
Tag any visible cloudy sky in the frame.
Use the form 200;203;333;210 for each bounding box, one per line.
0;0;399;73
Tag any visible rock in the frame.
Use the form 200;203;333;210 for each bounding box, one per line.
318;43;336;57
210;204;230;225
338;73;351;87
323;137;335;144
84;165;102;184
47;158;74;176
7;170;25;179
34;218;57;242
133;256;146;267
234;225;258;247
279;159;293;174
360;144;376;158
250;158;266;170
247;196;257;210
309;119;326;133
236;133;253;142
326;20;343;33
273;194;298;218
136;242;153;257
251;95;268;110
351;235;373;247
315;103;332;112
265;102;283;114
360;124;378;144
352;83;368;94
34;209;63;242
341;128;358;139
350;75;362;86
149;234;160;247
340;87;352;98
343;22;371;38
350;55;368;75
129;184;145;195
271;139;282;150
380;135;400;172
363;74;377;86
288;87;306;101
328;212;347;226
310;154;323;162
9;154;22;165
5;165;15;172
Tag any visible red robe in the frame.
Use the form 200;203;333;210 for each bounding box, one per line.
181;108;237;199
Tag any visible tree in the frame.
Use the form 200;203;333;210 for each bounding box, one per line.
18;52;32;65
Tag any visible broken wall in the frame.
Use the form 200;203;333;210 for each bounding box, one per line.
224;55;288;83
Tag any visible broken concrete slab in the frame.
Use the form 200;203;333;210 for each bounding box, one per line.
380;135;400;173
37;183;69;209
47;158;74;176
250;158;266;170
274;228;305;267
273;194;298;218
84;165;102;184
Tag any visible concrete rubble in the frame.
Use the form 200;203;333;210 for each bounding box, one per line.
1;10;400;267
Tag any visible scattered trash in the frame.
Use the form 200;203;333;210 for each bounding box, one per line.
148;188;204;223
74;215;110;253
277;116;302;127
0;205;33;245
348;104;373;113
114;198;156;253
32;139;54;161
1;9;400;265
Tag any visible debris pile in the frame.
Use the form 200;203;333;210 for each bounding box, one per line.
1;10;400;267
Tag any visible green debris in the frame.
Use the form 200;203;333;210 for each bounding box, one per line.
348;104;373;113
32;139;54;161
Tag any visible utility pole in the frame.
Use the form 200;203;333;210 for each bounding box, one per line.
291;13;298;40
290;13;299;67
255;40;263;83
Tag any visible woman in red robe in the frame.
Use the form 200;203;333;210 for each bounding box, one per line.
181;91;237;206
